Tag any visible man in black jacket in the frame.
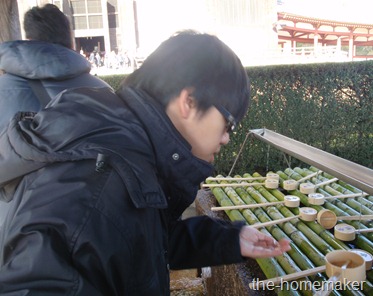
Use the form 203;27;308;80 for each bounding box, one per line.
0;31;290;295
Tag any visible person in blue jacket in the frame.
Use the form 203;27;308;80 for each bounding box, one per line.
0;31;290;295
0;4;110;226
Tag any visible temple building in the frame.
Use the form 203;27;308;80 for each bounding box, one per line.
13;0;373;67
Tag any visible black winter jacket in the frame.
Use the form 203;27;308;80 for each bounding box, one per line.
0;87;244;295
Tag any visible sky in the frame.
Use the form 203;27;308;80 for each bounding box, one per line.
279;0;373;24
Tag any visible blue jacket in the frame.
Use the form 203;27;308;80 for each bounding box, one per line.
0;87;244;295
0;40;111;130
0;40;111;225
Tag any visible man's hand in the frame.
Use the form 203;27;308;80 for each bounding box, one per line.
239;226;291;258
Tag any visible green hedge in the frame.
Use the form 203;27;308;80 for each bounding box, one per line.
100;60;373;175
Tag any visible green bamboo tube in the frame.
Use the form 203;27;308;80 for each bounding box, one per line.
313;176;373;215
354;235;373;255
283;168;373;294
278;170;355;251
238;179;326;267
362;281;373;296
210;175;366;296
207;180;247;223
281;169;373;242
308;167;373;203
253;172;349;254
278;170;373;268
227;184;330;296
301;170;373;216
277;172;373;254
317;190;373;243
295;167;373;211
270;174;350;251
318;187;371;219
307;166;373;221
367;269;373;283
255;257;303;296
329;183;373;210
207;179;301;296
306;177;373;242
268;171;371;295
225;177;362;296
248;173;338;255
328;183;373;211
234;185;318;272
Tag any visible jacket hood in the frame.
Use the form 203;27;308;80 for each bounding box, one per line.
0;87;214;215
0;40;91;80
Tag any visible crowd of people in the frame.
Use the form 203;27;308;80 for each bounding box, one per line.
83;48;132;70
0;3;291;295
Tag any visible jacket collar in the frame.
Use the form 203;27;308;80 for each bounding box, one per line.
117;88;214;217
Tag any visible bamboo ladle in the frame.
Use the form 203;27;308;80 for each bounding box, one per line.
249;250;366;289
249;207;318;229
283;170;323;190
334;223;373;241
202;178;279;189
206;173;279;182
299;178;339;194
316;209;373;229
211;195;300;211
308;192;368;206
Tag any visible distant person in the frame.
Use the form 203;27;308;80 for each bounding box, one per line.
0;3;111;226
0;31;290;295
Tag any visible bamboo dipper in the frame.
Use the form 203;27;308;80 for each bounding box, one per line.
249;250;366;289
250;207;317;229
316;209;373;229
299;178;339;194
308;192;368;205
283;170;322;191
202;178;279;189
334;223;373;241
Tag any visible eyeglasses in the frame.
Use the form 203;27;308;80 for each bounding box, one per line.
214;105;237;133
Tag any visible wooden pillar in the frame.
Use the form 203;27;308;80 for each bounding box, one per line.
314;34;319;55
337;36;342;51
313;24;319;55
349;34;354;61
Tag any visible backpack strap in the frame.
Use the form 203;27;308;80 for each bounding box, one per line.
27;80;51;108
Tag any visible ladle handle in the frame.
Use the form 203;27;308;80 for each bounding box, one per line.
337;215;373;221
250;215;300;229
324;193;368;200
356;228;373;233
202;182;264;188
315;177;339;188
211;201;283;211
249;265;326;288
206;176;266;181
297;170;322;183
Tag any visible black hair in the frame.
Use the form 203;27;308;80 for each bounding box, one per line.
24;4;72;49
120;30;250;123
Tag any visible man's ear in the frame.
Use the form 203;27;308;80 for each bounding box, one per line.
177;88;196;119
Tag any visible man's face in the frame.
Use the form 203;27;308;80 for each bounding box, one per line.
166;90;233;163
180;105;231;163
